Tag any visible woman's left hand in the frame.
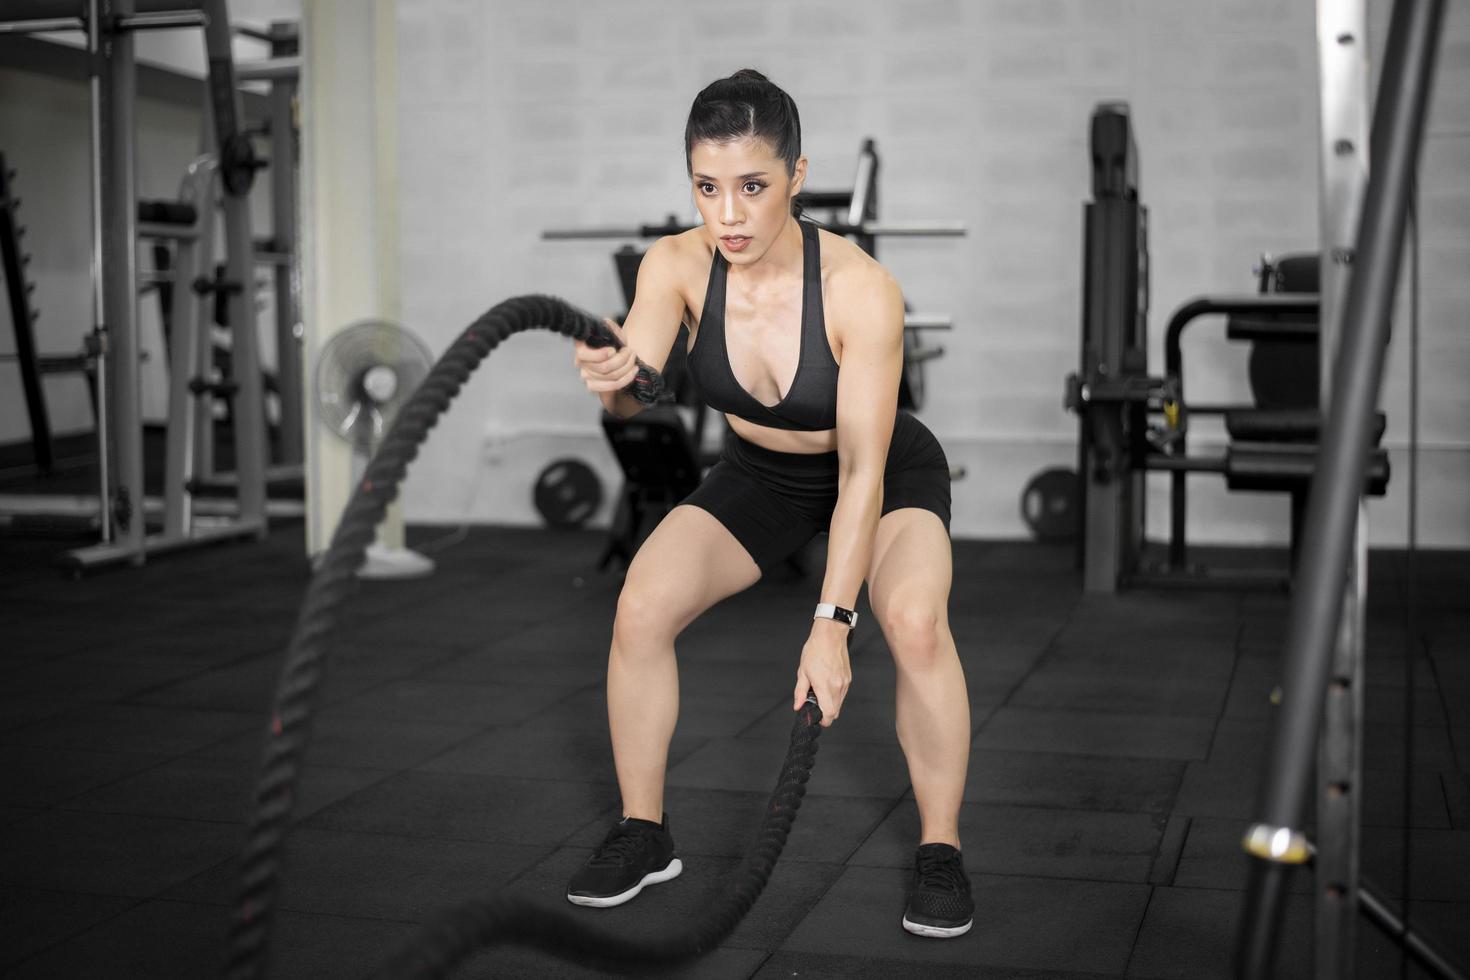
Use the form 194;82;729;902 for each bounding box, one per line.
793;621;852;727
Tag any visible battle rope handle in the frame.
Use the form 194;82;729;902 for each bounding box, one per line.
224;296;816;980
375;696;822;979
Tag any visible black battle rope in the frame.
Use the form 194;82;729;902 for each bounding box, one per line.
375;698;821;979
224;295;822;980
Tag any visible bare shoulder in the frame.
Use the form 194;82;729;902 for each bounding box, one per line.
642;228;712;285
817;228;903;337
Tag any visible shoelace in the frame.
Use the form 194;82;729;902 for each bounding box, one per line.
587;825;653;868
915;849;967;895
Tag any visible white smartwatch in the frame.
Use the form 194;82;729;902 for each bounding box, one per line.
813;602;858;628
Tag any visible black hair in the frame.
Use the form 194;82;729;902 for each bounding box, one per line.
684;69;803;215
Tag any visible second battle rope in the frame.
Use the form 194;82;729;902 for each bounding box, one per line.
377;699;821;978
225;295;821;980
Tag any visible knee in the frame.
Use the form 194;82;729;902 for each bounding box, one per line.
612;582;682;657
881;601;945;673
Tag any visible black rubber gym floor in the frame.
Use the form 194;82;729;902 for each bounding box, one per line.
1;521;1467;978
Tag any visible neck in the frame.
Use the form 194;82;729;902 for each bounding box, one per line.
728;215;803;287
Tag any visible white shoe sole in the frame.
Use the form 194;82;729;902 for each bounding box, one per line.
566;858;683;908
902;915;973;938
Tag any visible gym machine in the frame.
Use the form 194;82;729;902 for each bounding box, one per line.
544;139;967;567
0;1;298;573
1065;104;1390;593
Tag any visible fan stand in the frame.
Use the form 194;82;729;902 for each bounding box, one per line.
359;539;435;579
351;432;434;580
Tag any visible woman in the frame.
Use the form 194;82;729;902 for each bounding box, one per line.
566;69;974;940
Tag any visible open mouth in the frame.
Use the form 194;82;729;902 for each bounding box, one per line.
721;236;751;251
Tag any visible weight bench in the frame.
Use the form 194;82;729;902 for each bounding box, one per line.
1160;252;1391;580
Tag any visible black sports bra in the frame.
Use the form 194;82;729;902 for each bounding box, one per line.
685;220;839;432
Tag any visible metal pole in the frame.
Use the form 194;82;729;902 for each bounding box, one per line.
0;17;84;32
539;219;965;241
102;0;143;559
1234;0;1445;975
1313;0;1371;972
0;0;203;23
200;0;268;533
83;0;113;544
1360;879;1470;980
268;22;303;467
236;56;299;81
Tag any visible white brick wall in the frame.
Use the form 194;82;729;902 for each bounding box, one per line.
395;0;1469;546
3;0;1465;547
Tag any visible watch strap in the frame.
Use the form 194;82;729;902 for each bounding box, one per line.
813;602;858;628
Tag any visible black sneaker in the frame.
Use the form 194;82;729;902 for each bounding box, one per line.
902;842;974;938
565;814;682;908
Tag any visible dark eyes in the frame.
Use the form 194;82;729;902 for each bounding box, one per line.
697;181;767;195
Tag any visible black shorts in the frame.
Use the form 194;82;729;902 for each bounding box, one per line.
681;409;951;575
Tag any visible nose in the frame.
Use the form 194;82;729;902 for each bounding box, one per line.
721;192;742;227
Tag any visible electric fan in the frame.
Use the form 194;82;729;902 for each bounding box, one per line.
314;318;436;579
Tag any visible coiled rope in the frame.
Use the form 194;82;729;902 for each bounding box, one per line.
225;295;823;980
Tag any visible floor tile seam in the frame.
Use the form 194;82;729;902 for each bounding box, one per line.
498;680;618;730
1435;773;1459;830
999;702;1234;721
1202;620;1251;765
281;821;667;850
406;697;637;777
318;679;600;721
146;886;443;925
836;791;910;868
150;890;432;926
295;651;578;706
54;634;287;667
1420;640;1469;771
663;787;915;803
406;742;720;785
912;793;1178;819
0;719;267;759
727;695;813;739
970;611;1080;738
84;636;303;703
839;858;1160;887
0;892;155;974
327;722;584;784
714;818;888;962
2;749;204;813
743;949;777;979
964;748;1209;765
1119;882;1157;977
49;762;406;828
758;944;1132;980
493;841;564;891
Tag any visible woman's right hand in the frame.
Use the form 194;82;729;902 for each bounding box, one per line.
573;318;640;394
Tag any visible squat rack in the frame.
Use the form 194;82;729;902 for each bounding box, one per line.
0;0;278;572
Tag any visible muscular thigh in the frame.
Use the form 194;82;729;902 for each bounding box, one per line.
866;507;953;626
620;504;763;637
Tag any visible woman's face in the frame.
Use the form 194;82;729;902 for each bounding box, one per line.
689;135;806;266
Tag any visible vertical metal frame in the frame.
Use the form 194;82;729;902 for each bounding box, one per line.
100;0;142;557
267;21;303;468
1314;1;1370;973
1235;1;1445;976
161;155;218;538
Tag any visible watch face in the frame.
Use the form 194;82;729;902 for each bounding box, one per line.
816;604;855;626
